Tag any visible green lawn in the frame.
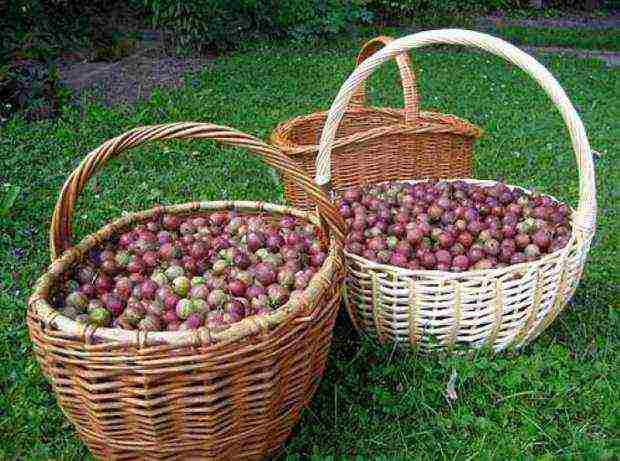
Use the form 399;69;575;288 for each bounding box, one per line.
488;26;620;51
0;35;618;459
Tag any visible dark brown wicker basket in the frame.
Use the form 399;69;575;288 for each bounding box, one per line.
28;123;345;460
270;35;483;209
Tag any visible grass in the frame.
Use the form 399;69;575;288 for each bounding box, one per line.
0;34;618;459
488;26;620;51
356;24;620;53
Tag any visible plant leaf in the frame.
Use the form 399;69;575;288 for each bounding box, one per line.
446;369;458;402
0;184;20;216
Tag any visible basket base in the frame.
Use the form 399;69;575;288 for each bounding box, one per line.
78;424;293;461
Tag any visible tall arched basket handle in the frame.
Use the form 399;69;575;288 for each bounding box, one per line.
50;122;345;261
316;29;596;235
349;35;419;124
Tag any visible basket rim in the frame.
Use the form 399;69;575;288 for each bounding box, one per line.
29;200;343;348
341;178;591;279
270;106;483;155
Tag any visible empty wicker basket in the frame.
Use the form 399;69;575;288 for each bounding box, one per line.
28;123;345;460
270;35;483;209
316;30;597;352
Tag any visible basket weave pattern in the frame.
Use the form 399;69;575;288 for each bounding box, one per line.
317;30;597;352
28;123;345;459
270;36;482;210
344;181;591;351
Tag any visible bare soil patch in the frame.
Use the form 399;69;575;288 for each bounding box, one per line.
58;33;214;107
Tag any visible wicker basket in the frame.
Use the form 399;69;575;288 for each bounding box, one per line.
28;123;345;460
316;30;597;352
270;35;483;210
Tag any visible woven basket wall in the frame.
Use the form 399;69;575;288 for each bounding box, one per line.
343;180;592;351
27;123;346;460
315;30;597;352
270;35;482;210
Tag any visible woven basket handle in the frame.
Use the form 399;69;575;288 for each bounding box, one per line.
349;35;419;124
50;122;345;260
316;29;596;234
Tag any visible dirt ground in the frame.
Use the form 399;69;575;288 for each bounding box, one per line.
478;11;620;29
58;31;214;107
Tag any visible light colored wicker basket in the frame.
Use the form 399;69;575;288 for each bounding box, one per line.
28;123;345;460
270;35;483;210
316;30;597;352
